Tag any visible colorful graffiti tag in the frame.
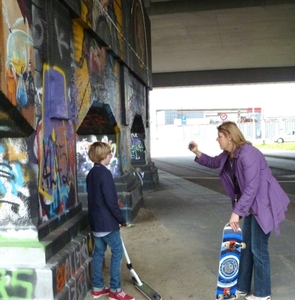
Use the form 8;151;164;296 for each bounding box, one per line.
0;268;35;299
0;138;38;228
2;1;36;127
76;134;120;177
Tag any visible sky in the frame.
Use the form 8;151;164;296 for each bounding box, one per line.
149;82;294;118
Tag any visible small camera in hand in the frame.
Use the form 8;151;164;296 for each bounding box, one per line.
188;143;194;150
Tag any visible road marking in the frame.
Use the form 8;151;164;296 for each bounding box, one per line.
182;177;219;179
278;180;295;183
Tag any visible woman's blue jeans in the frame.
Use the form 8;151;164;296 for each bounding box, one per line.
237;215;271;297
92;231;123;292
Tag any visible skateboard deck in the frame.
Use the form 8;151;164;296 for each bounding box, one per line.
132;278;162;300
216;223;246;300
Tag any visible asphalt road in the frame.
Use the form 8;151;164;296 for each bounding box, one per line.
152;154;295;222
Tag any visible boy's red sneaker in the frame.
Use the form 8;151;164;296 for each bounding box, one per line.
109;290;135;300
92;287;110;298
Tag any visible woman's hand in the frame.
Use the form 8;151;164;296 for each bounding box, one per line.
188;141;197;151
188;141;202;157
229;212;240;232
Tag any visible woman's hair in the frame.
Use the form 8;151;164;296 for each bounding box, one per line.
217;121;251;147
88;141;111;163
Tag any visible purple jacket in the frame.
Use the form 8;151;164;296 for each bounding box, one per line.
195;143;290;235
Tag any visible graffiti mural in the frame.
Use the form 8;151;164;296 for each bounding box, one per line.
0;0;153;225
72;24;99;127
130;133;144;160
0;138;38;229
2;0;36;128
0;268;36;299
35;118;76;220
76;134;119;177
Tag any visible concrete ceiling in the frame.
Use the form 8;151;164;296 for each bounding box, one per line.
145;0;295;87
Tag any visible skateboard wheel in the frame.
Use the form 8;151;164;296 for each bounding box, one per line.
241;242;246;249
218;295;224;300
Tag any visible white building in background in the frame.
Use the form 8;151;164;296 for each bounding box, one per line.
149;83;295;143
149;83;294;118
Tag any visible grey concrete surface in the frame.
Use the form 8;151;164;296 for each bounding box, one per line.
147;1;295;86
84;167;295;300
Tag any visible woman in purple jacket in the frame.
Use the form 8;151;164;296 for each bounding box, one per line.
189;121;289;300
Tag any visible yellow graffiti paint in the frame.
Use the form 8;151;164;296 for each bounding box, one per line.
72;20;91;127
113;0;124;56
10;56;26;75
6;143;27;162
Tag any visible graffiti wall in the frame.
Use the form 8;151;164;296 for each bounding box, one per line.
0;138;38;230
34;118;77;221
1;0;152;297
0;268;37;299
0;232;92;299
1;0;151;226
1;1;36;128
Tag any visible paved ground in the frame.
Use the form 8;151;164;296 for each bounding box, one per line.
84;168;295;300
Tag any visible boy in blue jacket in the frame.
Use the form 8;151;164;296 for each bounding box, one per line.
86;141;134;300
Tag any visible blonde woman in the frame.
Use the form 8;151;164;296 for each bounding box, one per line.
189;121;290;300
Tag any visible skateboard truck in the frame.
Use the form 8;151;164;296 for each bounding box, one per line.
217;287;237;300
223;240;246;251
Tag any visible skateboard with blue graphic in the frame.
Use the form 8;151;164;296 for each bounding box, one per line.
216;223;246;299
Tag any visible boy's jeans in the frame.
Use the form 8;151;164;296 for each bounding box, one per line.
92;231;123;292
237;215;271;297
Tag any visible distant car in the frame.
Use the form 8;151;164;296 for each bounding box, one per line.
273;130;295;143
